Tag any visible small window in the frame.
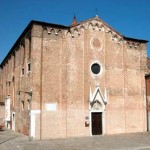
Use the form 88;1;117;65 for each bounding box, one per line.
28;63;31;72
91;63;101;75
12;76;15;83
12;113;15;121
27;99;31;110
21;101;24;110
21;68;24;76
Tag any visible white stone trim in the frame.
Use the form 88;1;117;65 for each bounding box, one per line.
5;97;11;121
89;85;107;107
90;60;103;77
89;85;107;136
30;110;41;114
90;37;103;51
12;112;15;131
30;110;41;138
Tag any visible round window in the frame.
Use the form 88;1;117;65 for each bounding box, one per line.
91;63;101;75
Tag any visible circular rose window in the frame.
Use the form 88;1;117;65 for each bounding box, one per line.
91;63;101;75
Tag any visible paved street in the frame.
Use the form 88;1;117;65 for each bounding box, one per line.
1;129;150;150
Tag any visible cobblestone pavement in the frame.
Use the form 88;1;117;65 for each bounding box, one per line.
1;129;150;150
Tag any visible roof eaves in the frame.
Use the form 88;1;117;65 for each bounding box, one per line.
0;20;69;68
0;21;33;68
31;20;69;29
70;16;149;44
123;36;148;43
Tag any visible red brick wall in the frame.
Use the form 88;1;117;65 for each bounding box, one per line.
0;32;32;135
0;18;148;139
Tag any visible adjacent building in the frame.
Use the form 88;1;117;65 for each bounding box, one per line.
0;16;148;139
145;58;150;131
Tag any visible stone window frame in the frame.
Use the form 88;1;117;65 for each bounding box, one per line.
27;63;31;74
90;61;102;77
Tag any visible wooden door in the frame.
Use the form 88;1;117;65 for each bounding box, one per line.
92;112;102;135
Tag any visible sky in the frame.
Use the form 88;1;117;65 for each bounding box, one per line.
1;0;150;64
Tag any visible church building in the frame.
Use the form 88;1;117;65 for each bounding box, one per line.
0;16;148;139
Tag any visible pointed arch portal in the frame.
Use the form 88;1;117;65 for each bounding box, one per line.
89;85;107;135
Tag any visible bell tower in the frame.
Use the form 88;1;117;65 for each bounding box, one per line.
71;15;78;26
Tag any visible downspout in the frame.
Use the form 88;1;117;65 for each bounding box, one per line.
40;27;44;140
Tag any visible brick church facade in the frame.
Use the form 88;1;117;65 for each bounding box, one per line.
0;16;148;139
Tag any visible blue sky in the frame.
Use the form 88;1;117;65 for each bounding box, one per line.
1;0;150;63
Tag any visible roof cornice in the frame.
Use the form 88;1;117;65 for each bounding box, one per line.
0;17;148;68
0;20;69;67
70;16;148;43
